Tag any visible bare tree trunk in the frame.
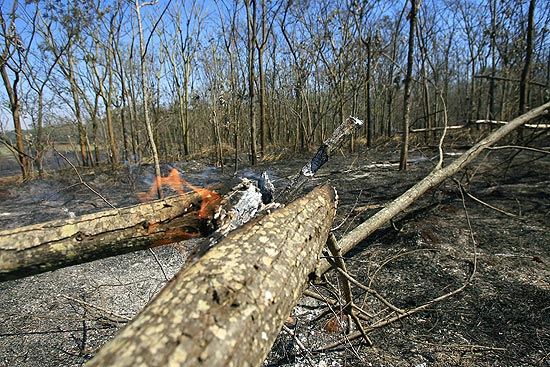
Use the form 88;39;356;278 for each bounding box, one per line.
518;0;536;140
488;0;497;122
67;55;90;167
90;42;119;166
365;36;373;147
246;0;258;165
0;1;30;179
105;55;119;165
86;183;336;367
257;0;268;157
0;59;29;179
135;0;162;198
385;3;407;138
399;0;419;171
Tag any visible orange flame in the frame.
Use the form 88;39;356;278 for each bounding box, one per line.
138;168;222;219
138;169;223;247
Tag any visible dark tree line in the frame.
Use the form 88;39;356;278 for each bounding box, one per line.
0;0;548;180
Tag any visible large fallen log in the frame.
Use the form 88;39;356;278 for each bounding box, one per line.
0;192;205;281
86;183;337;367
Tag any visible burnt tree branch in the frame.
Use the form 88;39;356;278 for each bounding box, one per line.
277;116;363;203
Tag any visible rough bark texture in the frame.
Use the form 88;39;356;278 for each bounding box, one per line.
317;101;550;275
86;183;337;367
0;192;202;281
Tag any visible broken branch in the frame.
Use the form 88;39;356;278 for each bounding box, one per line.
277;116;363;203
317;101;550;275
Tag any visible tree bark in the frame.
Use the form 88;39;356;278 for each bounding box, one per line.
0;192;203;281
317;101;550;275
518;0;536;141
246;0;258;165
67;53;90;167
86;183;336;367
135;0;163;198
0;2;30;180
399;0;420;170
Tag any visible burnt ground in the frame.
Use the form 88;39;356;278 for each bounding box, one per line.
0;139;548;367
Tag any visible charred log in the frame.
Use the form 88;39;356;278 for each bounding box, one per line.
0;192;206;281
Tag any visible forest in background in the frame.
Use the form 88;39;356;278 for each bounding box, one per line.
0;0;549;180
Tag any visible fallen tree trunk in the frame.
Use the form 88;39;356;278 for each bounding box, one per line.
317;101;550;274
409;124;467;133
472;119;550;129
86;183;336;367
0;192;205;281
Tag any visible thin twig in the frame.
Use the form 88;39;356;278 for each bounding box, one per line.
318;184;479;352
413;339;506;352
435;92;449;170
326;233;373;346
368;248;438;288
303;289;337;305
454;178;518;218
487;145;550;154
281;324;317;367
60;294;132;322
148;248;169;281
334;267;405;315
332;190;363;231
53;148;117;209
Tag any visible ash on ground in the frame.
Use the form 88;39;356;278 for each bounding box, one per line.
0;145;549;367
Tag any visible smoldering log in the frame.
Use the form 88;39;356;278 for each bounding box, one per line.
86;183;337;367
0;192;205;281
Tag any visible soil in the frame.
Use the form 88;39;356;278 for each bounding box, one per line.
0;140;548;367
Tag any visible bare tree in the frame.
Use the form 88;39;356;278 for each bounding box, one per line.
159;1;203;158
23;5;65;176
111;2;137;163
245;0;258;165
518;0;536;141
0;1;31;179
37;0;99;167
134;0;162;198
87;11;120;166
399;0;420;171
215;0;242;172
254;0;281;157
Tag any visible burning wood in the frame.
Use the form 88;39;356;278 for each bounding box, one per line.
0;115;360;281
0;168;273;281
85;183;337;367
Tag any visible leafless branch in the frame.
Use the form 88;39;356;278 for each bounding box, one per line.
53;148;116;209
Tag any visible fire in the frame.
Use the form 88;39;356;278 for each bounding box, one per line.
138;168;223;245
139;168;222;218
